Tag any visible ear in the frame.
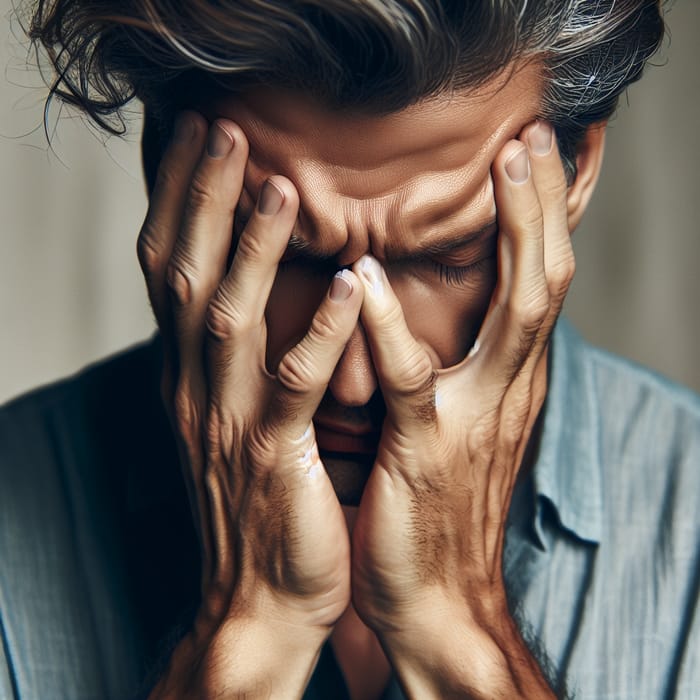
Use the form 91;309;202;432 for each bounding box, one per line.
566;122;607;232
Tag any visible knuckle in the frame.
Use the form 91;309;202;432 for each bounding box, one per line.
186;171;221;214
499;430;520;460
397;354;435;396
307;309;341;344
136;223;168;277
509;286;550;332
166;260;195;306
244;424;280;473
234;226;268;266
548;252;576;300
205;295;237;342
277;345;321;395
466;413;498;458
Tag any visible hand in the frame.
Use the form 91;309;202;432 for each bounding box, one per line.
350;121;572;697
136;113;362;697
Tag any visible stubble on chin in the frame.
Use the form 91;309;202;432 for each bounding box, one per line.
322;455;375;507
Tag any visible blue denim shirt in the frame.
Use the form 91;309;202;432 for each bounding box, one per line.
1;319;699;699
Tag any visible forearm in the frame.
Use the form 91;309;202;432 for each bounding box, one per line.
149;611;329;700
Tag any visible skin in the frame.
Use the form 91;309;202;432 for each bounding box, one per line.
138;62;606;699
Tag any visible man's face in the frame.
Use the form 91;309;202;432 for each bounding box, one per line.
206;65;542;504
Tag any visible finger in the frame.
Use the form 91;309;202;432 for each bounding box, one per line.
137;112;207;326
486;126;572;541
354;255;436;429
136;112;207;388
467;141;550;389
522;121;576;349
267;270;364;442
205;175;300;394
217;175;300;333
167;119;250;385
492;126;570;513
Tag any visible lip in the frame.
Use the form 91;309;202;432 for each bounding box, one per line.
314;422;379;455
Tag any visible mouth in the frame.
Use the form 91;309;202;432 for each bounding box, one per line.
312;393;386;505
314;422;378;506
313;420;380;456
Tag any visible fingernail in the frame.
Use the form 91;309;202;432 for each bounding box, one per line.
207;123;234;158
173;113;194;144
258;180;284;215
528;122;553;156
359;255;384;293
505;147;530;183
329;270;353;301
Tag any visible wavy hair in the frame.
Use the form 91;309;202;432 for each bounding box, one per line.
23;0;665;178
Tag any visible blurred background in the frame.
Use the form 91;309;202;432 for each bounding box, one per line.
1;1;698;404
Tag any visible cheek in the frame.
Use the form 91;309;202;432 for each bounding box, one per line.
389;269;496;368
264;266;332;371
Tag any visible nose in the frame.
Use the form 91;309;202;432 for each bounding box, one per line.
328;324;378;406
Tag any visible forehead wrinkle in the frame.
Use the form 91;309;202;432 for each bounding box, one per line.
288;107;518;248
285;209;498;264
221;64;542;266
283;163;497;264
380;165;494;253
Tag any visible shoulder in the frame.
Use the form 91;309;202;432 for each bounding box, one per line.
553;321;700;697
555;318;700;468
0;336;163;436
0;337;171;493
556;320;700;544
0;338;173;698
0;335;178;564
579;329;700;502
540;321;700;698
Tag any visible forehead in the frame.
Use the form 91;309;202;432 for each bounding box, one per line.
208;63;542;260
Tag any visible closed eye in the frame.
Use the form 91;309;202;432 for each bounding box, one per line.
430;257;495;287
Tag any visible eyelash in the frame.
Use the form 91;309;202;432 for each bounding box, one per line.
430;258;492;286
278;256;493;287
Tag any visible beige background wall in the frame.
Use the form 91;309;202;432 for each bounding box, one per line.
1;2;698;404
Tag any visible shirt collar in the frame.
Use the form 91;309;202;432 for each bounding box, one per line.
531;317;603;546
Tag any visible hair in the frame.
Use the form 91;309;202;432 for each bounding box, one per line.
23;0;665;181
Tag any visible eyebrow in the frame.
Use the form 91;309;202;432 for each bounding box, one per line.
284;218;499;264
406;219;498;261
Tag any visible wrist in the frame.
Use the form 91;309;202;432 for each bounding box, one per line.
376;590;554;700
150;600;330;700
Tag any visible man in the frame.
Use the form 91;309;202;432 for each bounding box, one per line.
1;1;697;698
